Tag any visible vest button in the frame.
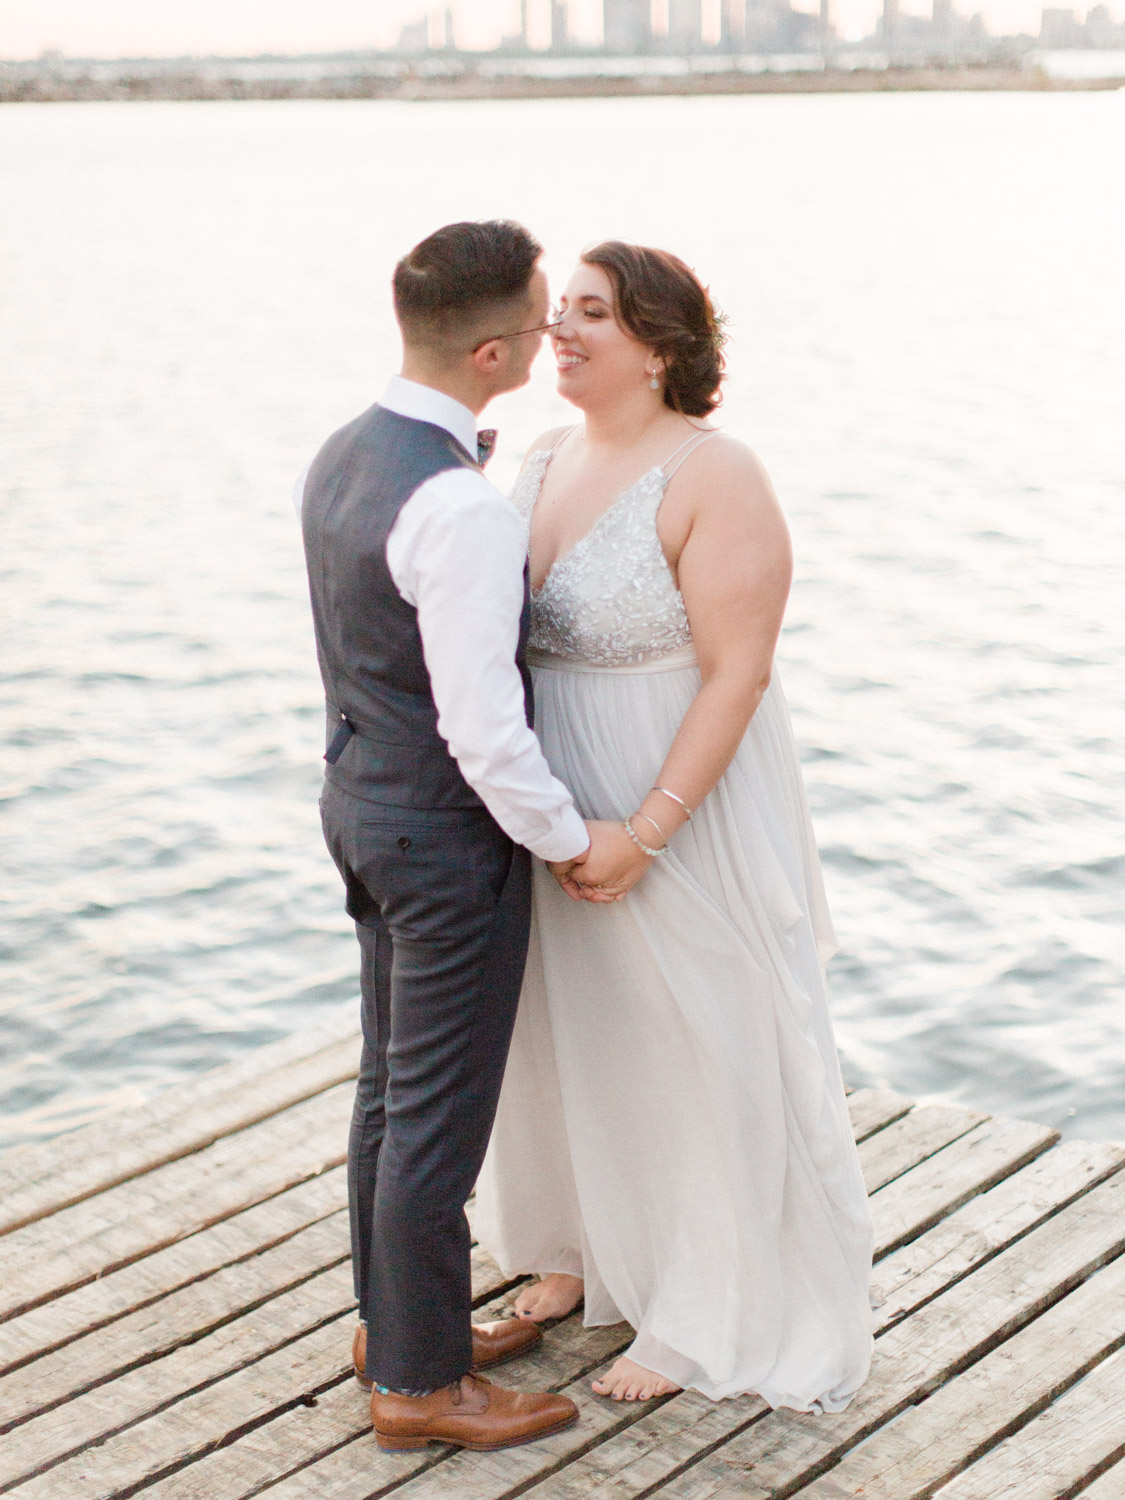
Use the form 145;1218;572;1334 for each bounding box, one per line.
398;836;411;850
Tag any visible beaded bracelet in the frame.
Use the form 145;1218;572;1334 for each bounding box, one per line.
652;785;693;820
624;816;668;858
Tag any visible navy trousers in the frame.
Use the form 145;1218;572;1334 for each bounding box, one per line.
319;780;531;1392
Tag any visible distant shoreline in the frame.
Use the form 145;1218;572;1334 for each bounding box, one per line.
3;65;1122;104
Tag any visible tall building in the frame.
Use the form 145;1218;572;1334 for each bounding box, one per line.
1039;5;1084;42
552;0;569;47
721;0;746;48
931;0;953;46
667;0;704;49
882;0;899;45
397;17;429;51
742;0;773;49
603;0;651;51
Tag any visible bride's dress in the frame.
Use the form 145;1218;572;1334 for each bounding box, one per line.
474;436;874;1411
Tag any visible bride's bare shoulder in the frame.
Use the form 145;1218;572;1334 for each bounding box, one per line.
526;424;576;456
688;430;769;478
662;431;788;569
674;432;780;512
514;425;577;484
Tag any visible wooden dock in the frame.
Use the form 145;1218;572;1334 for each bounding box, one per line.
1;1006;1123;1500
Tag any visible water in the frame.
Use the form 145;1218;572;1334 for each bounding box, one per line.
1;93;1123;1152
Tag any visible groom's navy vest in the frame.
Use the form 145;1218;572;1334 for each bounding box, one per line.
302;403;533;809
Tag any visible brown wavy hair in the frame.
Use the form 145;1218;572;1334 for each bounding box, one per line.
580;241;726;417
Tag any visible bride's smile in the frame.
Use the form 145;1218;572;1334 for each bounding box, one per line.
551;263;663;405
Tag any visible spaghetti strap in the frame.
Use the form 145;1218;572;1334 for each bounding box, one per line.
661;428;720;479
548;425;579;456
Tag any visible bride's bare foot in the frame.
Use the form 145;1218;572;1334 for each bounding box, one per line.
592;1356;681;1402
513;1273;584;1322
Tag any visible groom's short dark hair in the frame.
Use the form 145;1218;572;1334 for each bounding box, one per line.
393;220;543;353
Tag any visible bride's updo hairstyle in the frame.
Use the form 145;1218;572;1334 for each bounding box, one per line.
581;241;726;418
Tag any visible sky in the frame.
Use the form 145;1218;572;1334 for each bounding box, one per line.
0;0;1107;59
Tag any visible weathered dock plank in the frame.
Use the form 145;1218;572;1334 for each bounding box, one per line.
0;1012;359;1234
0;1248;510;1499
3;1313;354;1500
868;1115;1057;1258
857;1105;988;1195
134;1374;421;1500
845;1089;915;1143
0;1263;356;1487
932;1346;1125;1500
0;1209;350;1428
640;1170;1125;1500
779;1251;1125;1498
872;1138;1125;1328
517;1387;769;1500
0;1166;349;1373
0;1083;353;1320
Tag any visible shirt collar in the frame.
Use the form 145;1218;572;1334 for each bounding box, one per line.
380;376;479;460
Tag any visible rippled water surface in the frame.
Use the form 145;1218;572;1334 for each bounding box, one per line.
1;93;1123;1151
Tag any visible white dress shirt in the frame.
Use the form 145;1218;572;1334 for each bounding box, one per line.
295;376;588;864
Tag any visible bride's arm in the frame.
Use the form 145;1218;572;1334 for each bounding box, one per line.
574;440;792;898
652;440;792;810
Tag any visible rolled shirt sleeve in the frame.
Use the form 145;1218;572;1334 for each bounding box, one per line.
386;468;589;864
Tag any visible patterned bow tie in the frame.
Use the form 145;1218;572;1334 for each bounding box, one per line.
477;429;498;467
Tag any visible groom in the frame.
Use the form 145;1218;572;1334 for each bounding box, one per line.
300;221;599;1451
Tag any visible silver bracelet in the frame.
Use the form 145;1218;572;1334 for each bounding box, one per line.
634;809;669;846
624;816;668;858
652;785;693;820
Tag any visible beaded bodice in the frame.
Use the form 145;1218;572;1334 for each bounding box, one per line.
511;448;694;668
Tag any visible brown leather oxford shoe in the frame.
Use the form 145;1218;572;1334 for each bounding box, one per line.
352;1317;542;1390
371;1372;577;1452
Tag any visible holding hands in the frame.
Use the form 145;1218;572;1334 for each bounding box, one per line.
548;821;650;903
546;788;692;903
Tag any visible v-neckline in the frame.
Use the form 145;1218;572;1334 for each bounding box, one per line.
527;447;665;597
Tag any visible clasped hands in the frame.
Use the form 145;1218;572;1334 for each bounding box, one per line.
547;819;655;903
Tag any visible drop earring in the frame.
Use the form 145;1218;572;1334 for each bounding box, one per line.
648;370;660;390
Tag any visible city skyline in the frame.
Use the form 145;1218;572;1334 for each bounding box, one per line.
4;0;1118;58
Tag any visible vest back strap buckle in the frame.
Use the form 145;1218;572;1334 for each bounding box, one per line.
325;715;356;764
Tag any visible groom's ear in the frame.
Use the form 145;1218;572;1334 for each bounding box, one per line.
471;339;505;376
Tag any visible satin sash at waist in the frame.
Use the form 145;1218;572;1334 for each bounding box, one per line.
527;645;699;676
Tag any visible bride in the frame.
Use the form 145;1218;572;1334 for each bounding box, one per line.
473;242;873;1411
